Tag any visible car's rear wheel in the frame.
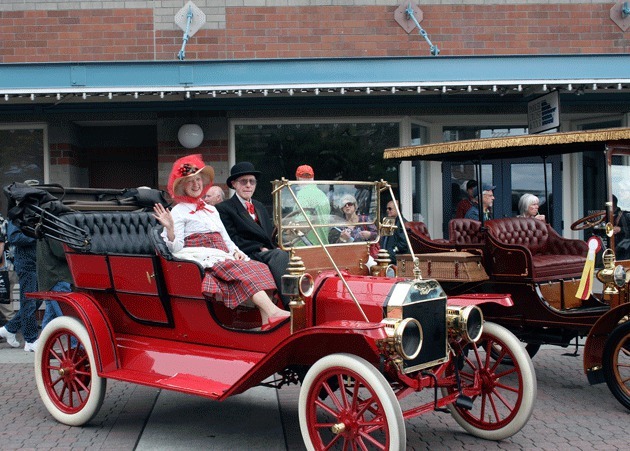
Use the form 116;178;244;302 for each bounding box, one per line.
35;317;106;426
603;320;630;410
298;353;405;451
444;322;537;440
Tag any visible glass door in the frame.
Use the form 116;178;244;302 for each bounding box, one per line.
442;155;562;236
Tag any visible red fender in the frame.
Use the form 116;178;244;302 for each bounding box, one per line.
583;302;630;383
27;291;119;373
447;293;514;308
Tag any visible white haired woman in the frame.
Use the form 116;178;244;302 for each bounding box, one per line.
518;193;545;221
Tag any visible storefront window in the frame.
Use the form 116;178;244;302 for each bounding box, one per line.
443;127;527;142
0;127;45;215
235;122;400;209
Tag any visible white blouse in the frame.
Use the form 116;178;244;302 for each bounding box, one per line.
161;202;240;256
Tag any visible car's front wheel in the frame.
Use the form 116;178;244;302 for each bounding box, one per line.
603;320;630;410
444;322;537;440
298;353;405;451
35;316;106;426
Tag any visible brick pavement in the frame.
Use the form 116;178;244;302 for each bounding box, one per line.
0;338;627;450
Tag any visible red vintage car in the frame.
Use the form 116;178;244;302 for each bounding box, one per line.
384;127;630;411
11;180;536;450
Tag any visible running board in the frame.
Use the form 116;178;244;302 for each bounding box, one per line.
101;335;265;400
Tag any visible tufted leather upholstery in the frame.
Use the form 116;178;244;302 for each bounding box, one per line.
406;221;486;260
485;217;588;281
406;221;452;254
61;212;158;255
449;219;484;245
150;225;173;260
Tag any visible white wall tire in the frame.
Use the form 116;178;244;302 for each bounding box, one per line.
34;316;106;426
444;322;537;440
298;353;405;451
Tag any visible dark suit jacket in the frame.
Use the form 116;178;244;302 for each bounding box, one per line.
216;195;276;256
380;216;409;259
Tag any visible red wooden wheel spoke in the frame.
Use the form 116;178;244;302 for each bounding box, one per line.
305;366;392;449
41;329;93;413
447;330;526;430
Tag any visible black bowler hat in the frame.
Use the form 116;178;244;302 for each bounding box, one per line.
226;161;261;189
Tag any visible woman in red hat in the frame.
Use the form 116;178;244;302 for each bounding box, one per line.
153;154;289;330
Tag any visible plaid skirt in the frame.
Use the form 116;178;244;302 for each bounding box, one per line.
185;232;276;309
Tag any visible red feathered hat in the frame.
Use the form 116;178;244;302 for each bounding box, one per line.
167;154;215;202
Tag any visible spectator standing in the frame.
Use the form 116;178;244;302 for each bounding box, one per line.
216;162;290;307
0;214;15;326
455;180;478;219
38;236;73;331
0;221;40;351
294;165;331;245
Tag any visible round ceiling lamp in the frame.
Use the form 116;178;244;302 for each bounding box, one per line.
178;123;204;149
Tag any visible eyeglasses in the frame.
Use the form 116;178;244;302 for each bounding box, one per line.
236;178;257;186
343;202;355;208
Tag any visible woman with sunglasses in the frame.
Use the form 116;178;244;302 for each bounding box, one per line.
335;194;378;243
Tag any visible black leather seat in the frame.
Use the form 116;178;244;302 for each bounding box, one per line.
150;224;173;260
60;212;157;255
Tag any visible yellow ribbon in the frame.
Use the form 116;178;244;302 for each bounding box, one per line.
576;237;601;300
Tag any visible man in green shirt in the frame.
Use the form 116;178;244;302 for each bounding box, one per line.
295;165;331;245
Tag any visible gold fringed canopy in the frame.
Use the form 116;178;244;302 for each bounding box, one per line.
384;127;630;161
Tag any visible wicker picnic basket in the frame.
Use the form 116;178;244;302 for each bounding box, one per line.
396;252;488;282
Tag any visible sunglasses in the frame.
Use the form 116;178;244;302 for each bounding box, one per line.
236;178;257;186
343;202;355;208
386;207;394;211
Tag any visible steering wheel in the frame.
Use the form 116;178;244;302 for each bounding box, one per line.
570;211;606;231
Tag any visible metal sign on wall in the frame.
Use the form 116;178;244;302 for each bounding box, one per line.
527;90;560;134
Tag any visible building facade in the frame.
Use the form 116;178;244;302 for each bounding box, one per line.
0;1;628;237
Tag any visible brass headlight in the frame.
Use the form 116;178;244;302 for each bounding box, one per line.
381;317;423;360
446;305;484;342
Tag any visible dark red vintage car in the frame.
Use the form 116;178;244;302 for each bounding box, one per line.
384;127;630;411
10;180;536;450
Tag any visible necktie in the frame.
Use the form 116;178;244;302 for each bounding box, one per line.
246;201;258;222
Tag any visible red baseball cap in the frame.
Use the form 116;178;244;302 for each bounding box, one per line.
296;164;314;179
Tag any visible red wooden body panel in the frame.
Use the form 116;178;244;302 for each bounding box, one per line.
109;255;159;295
65;253;111;290
161;259;204;299
115;293;169;324
313;275;396;324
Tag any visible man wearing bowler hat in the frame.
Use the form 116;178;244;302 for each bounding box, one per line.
216;162;290;307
